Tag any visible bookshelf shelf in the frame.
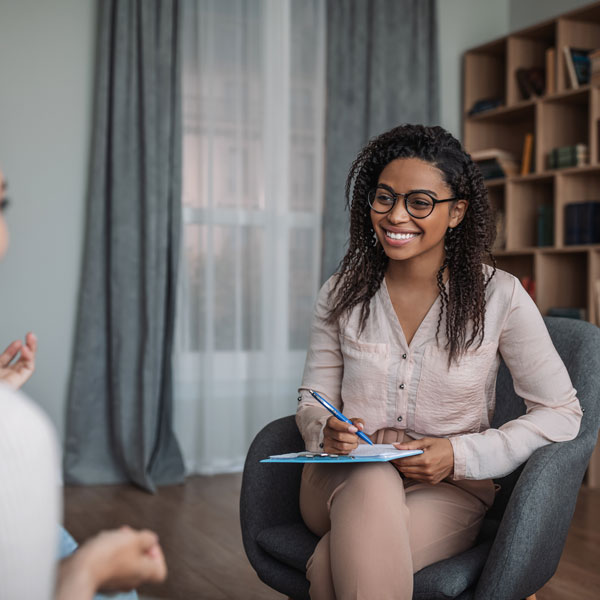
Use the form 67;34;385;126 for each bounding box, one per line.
464;1;600;488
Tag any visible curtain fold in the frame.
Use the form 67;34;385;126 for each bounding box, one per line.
64;0;185;492
322;0;439;280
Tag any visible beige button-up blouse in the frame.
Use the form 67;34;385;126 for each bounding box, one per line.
296;266;582;480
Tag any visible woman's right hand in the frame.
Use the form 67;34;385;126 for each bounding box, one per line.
322;416;366;454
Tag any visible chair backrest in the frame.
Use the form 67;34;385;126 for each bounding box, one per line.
487;316;600;520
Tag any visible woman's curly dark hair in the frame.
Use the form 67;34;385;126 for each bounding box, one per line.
327;123;497;365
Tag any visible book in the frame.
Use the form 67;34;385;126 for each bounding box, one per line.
521;133;534;175
545;47;556;95
520;276;536;302
537;204;554;247
563;47;591;89
262;444;424;463
467;97;503;116
547;307;587;320
564;201;600;245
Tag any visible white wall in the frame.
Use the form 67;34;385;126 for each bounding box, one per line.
0;0;95;439
437;0;510;138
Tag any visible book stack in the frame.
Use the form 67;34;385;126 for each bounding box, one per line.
547;307;587;320
564;201;600;245
471;149;520;180
547;144;588;170
563;47;591;89
537;204;553;247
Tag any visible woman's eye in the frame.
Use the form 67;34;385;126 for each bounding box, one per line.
408;197;432;208
377;194;394;205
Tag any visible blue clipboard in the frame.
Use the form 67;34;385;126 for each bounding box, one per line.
261;449;423;463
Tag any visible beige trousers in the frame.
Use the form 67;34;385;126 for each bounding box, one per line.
299;429;496;600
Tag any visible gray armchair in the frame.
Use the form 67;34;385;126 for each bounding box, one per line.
240;317;600;600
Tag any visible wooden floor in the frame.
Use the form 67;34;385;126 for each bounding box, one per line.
64;474;600;600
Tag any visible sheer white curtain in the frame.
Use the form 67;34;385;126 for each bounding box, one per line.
175;0;326;474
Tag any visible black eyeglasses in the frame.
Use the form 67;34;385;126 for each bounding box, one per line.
0;198;9;213
368;185;457;219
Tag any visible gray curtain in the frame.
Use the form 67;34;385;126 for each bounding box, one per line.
322;0;438;280
64;0;185;492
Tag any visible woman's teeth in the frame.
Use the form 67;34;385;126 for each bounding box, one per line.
386;231;419;240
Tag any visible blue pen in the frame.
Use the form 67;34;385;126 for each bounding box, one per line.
308;389;374;445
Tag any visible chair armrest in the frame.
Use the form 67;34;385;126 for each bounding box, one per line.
240;416;305;567
474;437;590;600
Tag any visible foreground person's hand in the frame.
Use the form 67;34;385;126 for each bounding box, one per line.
0;332;37;389
57;526;167;600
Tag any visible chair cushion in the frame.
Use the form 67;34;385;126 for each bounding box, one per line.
413;539;493;599
256;523;319;573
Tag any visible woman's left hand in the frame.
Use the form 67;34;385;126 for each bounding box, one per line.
391;437;454;484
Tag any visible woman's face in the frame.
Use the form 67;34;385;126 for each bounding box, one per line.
369;157;467;265
0;170;8;259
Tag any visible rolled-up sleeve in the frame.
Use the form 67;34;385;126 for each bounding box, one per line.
449;277;583;480
296;277;344;452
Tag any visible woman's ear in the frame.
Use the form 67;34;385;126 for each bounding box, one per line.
449;199;468;228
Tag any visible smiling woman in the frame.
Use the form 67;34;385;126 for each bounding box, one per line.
294;123;582;600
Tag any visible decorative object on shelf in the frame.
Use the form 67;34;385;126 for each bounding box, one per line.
471;148;519;179
493;208;506;250
519;276;536;302
516;67;545;100
564;201;600;245
547;307;587;320
545;47;556;95
590;49;600;86
537;204;554;247
563;46;591;89
547;144;588;170
520;133;534;175
467;97;503;116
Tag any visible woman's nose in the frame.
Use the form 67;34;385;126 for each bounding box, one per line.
387;199;411;223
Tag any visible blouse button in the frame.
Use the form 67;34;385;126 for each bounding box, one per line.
402;353;407;359
297;395;302;402
399;383;405;390
397;416;403;422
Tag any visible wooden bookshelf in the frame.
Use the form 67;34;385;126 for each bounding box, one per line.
463;1;600;488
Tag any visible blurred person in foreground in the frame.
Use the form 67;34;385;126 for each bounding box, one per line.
0;168;167;599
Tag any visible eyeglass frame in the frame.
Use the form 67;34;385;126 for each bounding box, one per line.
367;184;458;219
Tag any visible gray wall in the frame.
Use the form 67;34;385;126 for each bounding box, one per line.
509;0;594;31
0;0;95;439
437;0;510;138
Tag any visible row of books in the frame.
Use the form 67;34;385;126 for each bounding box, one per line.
547;144;588;170
492;201;600;248
565;201;600;245
468;45;596;113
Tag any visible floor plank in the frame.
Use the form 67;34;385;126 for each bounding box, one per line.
64;475;599;600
